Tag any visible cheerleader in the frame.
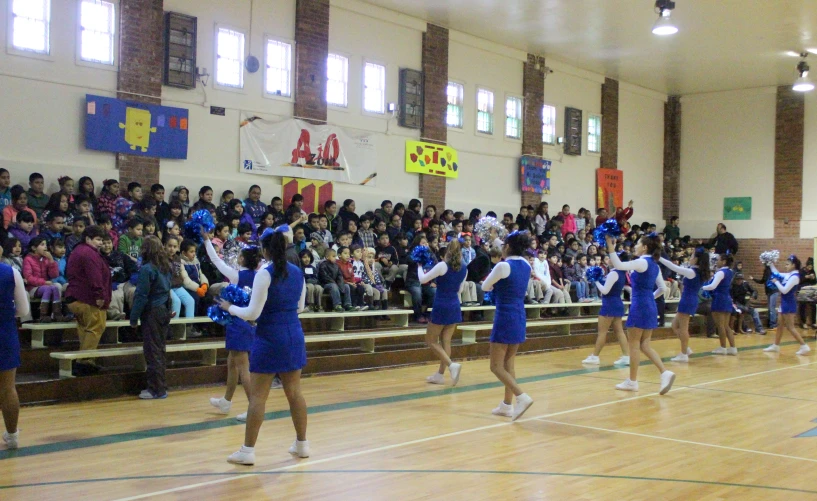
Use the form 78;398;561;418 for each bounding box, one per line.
605;235;676;394
419;238;467;386
482;231;543;420
0;260;28;449
202;229;261;421
219;231;309;465
582;260;629;366
764;255;811;355
702;253;737;355
659;248;711;362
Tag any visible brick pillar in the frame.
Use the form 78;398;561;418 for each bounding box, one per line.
774;86;804;238
116;0;163;189
663;96;681;221
419;24;448;211
600;78;619;169
294;0;329;123
520;54;545;208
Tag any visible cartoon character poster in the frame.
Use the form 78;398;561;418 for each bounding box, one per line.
239;115;378;186
596;168;624;212
84;94;189;159
519;156;550;194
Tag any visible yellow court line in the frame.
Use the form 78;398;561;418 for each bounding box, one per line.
112;359;817;500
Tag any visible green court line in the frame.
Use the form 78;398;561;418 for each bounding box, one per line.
1;468;816;495
0;340;803;462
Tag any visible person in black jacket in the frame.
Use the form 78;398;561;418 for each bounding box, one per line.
731;273;765;334
709;223;739;256
100;233;137;320
402;199;422;233
750;265;778;329
318;248;352;312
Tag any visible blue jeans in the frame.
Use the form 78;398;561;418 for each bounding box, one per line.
767;292;779;328
406;283;436;319
171;288;196;318
571;281;587;300
323;282;351;308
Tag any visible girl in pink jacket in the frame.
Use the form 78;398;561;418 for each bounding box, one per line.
23;236;67;323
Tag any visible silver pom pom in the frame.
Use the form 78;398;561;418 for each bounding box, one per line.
475;216;508;243
710;253;720;270
759;250;780;266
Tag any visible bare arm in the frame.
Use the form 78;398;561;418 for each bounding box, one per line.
702;270;724;291
418;262;448;284
659;257;695;279
228;269;271;321
481;262;510;292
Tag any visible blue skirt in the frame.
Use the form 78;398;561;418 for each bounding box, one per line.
250;322;307;374
781;294;797;314
711;294;732;313
677;293;699;316
490;303;526;344
225;319;255;352
430;296;462;325
599;297;625;318
0;328;21;372
626;296;659;329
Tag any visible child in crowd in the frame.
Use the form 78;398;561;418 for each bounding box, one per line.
211;222;230;255
180;239;209;307
100;234;137;320
2;237;23;273
534;249;553;305
151;184;170;228
97;179;119;221
338;246;365;310
10;211;37;250
299;250;323;312
3;186;37;230
375;232;400;283
461;234;476;267
292;226;307;253
49;239;69;289
191;186;216;214
23;236;68;323
170;186;191;218
119;218;144;263
257;213;275;235
98;214;118;249
308;234;326;264
525;251;546;305
577;253;598;301
267;196;285;228
27;172;49;219
333;232;353;252
115;182;143;233
41;211;66;244
57;176;75;206
216;190;235;220
358;215;376;249
142;218;158;239
164;220;182;244
165;236;199;329
548;252;571;308
316;215;333;244
318;248;353;312
362;248;389;311
563;255;590;303
73;194;96;226
407;218;423;243
64;217;87;257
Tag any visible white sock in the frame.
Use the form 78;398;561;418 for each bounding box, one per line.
240;445;254;453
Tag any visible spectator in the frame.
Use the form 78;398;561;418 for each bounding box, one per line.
65;225;111;376
151;184;170;228
41;193;73;231
0;169;11;210
403;199;422;233
77;176;97;215
358;215;376;249
1;237;23;274
615;200;635;227
100;234;136;320
57;176;76;206
560;204;577;238
318;248;352;312
119;218;144;263
23;236;68;323
284;194;308;226
97;179;119;221
10;211;37;251
243;185;267;225
73;194;96;227
26;173;49;219
663;216;680;242
165;236;198;323
114;182;143;233
3;185;37;230
730;273;765;334
190;185;216;215
405;234;436;323
709;223;739;256
169;186;191;218
337;199;359;231
375;200;393;223
595;207;609;227
299;249;323;312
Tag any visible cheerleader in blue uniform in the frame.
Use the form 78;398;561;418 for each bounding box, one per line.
482;231;544;421
582;261;630;366
702;253;737;355
419;238;468;386
0;262;29;449
764;255;810;355
203;229;261;420
659;248;711;362
219;231;309;465
606;234;676;394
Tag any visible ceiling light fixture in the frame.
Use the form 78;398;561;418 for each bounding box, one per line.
793;53;815;92
652;0;678;36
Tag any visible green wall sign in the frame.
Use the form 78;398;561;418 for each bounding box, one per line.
723;197;752;220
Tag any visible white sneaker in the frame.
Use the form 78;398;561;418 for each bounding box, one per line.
449;363;462;386
491;401;513;417
671;353;689;363
686;347;694;355
512;393;534;421
659;371;676;395
613;356;630;366
582;355;600;365
426;372;445;384
615;379;639;391
726;347;738;356
271;377;283;389
796;344;811;356
289;439;310;458
3;431;18;449
763;344;780;353
227;447;255;465
210;397;232;414
711;347;728;355
236;412;247;422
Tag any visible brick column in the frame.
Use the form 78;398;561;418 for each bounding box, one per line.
419;24;448;211
294;0;329;123
663;96;681;221
521;55;545;208
774;86;804;238
116;0;163;189
600;78;619;170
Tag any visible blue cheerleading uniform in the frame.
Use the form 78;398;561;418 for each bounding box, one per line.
659;258;702;316
424;263;468;325
707;268;734;313
624;257;661;330
598;271;625;318
484;257;530;345
776;271;800;314
0;264;23;372
225;269;256;352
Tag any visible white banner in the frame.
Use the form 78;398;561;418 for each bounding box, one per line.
239;115;378;186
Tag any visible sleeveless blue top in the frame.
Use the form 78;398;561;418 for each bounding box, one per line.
780;271;799;314
257;262;304;328
430;264;468;325
490;258;530;345
625;256;659;329
678;268;702;315
599;271;625;318
0;264;21;371
711;267;734;313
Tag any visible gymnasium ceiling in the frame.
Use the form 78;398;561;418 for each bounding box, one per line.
357;0;817;95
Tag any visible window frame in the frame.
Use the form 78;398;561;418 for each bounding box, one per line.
213;24;246;91
326;52;350;109
446;80;465;130
542;103;557;146
587;112;602;155
7;0;52;60
262;35;294;101
362;59;387;115
475;86;495;136
76;0;118;70
504;94;523;141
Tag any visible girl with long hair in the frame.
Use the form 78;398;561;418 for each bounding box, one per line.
97;179;120;220
702;253;737;356
77;176;97;213
764;255;811;355
659;247;711;362
418;238;467;386
219;230;309;465
169;186;190;219
0;257;29;449
582;253;630;367
606;234;675;394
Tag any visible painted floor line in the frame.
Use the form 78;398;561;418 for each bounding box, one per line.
110;358;817;500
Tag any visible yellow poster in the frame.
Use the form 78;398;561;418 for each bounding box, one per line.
405;141;459;179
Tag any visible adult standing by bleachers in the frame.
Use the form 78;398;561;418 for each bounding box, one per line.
0;259;29;449
65;226;111;376
709;223;739;256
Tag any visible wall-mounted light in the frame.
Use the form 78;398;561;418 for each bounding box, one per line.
793;54;814;92
652;0;678;36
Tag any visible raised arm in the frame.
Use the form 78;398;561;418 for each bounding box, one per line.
229;269;271;321
204;238;240;283
658;257;695;279
418;261;448;284
654;273;667;299
609;252;648;273
481;261;510;292
13;268;30;318
769;263;780;275
702;270;724;291
774;273;800;294
595;270;619;296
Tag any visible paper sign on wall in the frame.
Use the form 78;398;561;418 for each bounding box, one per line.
282;177;334;215
405;141;459;179
519;156;551;195
596;168;624;212
723;197;752;220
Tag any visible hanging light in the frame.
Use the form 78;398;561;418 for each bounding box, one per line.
793;55;814;92
652;0;678;36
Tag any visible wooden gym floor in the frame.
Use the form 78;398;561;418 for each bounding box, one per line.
2;333;817;500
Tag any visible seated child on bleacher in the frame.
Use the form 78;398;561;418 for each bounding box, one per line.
1;237;23;274
375;232;401;284
98;214;118;249
49;238;68;289
211;222;230;255
317;248;353;312
23;236;68;322
349;245;369;309
10;211;37;250
362;248;389;311
180;238;209;310
119;218;144;263
525;250;546;304
100;233;137;320
65;217;87;258
163;219;182;244
73;194;96;226
299;249;323;312
41;211;66;244
165;236;198;323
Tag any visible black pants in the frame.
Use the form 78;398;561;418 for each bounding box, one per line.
655;296;666;326
142;303;171;397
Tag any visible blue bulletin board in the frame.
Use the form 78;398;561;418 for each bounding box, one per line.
85;94;189;159
519;156;551;195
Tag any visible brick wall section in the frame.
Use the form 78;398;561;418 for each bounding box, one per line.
774;86;804;239
663;96;681;220
520;54;545;208
600;78;619;169
294;0;329;123
419;24;449;211
116;0;164;189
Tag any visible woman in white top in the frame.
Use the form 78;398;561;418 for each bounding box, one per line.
763;256;810;355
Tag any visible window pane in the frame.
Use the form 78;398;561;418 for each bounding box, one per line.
216;28;244;88
327;54;348;106
265;40;291;96
12;0;49;54
13;0;46;19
